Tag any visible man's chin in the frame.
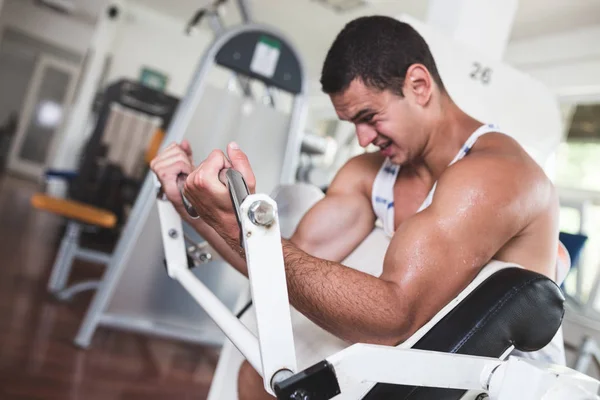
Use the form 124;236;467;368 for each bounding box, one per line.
388;153;407;165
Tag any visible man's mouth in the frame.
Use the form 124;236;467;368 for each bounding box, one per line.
378;141;392;151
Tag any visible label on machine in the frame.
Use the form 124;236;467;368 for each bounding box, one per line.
250;35;281;78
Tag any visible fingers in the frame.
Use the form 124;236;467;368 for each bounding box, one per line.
152;142;193;163
151;152;194;178
151;142;193;171
151;145;177;168
180;139;193;157
226;142;256;193
187;149;230;194
150;145;195;207
205;149;229;180
174;143;256;210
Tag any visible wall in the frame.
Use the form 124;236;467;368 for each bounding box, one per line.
309;22;600;120
505;25;600;104
0;0;94;56
105;4;216;98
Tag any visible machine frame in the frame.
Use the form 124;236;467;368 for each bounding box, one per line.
156;169;600;400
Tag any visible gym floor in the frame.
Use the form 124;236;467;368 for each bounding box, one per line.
0;174;219;399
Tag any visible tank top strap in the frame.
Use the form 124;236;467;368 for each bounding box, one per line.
448;123;502;167
371;157;399;237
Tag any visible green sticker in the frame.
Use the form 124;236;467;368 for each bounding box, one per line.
259;35;281;49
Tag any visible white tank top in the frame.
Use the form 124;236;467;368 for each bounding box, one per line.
372;123;503;237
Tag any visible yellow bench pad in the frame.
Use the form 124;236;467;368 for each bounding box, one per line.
31;194;117;229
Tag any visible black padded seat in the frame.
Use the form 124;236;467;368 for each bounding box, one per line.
362;267;565;399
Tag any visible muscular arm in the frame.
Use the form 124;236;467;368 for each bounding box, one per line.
279;157;536;345
290;154;378;261
184;154;377;274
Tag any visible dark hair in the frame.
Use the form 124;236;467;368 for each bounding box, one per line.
320;16;445;96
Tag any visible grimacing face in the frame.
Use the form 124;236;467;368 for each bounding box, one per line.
330;79;427;165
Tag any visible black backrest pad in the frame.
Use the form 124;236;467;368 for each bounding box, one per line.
362;267;565;400
215;30;303;94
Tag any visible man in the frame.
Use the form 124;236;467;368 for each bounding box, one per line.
151;16;566;399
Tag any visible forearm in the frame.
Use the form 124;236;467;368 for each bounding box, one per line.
281;239;410;345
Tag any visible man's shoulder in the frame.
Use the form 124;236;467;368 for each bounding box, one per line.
469;132;548;182
437;134;554;212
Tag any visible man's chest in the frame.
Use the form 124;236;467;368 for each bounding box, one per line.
390;174;434;229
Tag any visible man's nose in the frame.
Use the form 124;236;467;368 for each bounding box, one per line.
356;124;377;148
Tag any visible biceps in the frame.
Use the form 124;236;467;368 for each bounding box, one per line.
291;194;376;262
380;215;488;332
382;201;513;283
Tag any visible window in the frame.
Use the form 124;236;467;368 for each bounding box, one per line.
555;103;600;306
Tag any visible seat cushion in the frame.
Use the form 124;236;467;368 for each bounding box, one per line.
31;193;117;228
362;267;565;400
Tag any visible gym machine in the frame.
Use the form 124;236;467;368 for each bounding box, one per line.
32;80;179;300
156;167;600;400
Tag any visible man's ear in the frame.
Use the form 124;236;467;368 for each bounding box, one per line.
404;64;433;106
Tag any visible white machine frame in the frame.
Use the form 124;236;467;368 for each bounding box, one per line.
156;175;600;399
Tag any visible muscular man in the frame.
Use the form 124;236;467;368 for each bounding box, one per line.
151;16;566;399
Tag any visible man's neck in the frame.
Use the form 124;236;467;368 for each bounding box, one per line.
419;100;482;183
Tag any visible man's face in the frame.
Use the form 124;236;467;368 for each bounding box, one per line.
330;79;423;165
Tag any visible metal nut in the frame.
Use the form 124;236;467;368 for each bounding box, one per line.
270;369;294;392
290;389;309;400
199;252;212;263
168;229;178;238
248;200;275;227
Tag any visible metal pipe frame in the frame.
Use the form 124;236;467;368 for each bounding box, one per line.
322;345;600;400
157;188;296;395
156;185;600;399
154;166;600;400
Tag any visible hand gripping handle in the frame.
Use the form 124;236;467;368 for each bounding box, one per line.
176;173;199;219
177;169;250;235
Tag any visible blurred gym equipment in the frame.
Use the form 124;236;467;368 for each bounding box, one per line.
31;79;179;300
74;7;307;349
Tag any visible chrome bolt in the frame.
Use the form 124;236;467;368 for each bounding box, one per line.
248;200;275;227
168;229;178;238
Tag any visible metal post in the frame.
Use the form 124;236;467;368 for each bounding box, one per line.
240;194;297;393
207;10;254;98
236;0;252;23
47;221;80;293
74;176;158;348
48;1;126;176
